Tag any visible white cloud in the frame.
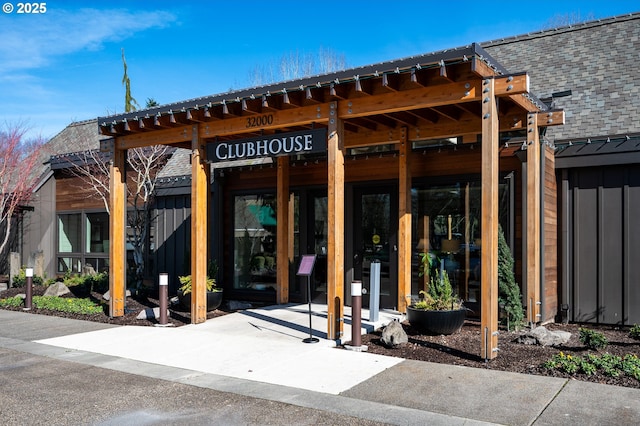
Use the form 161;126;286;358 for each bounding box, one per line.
0;8;176;73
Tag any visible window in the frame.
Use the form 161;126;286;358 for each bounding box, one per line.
57;211;109;274
233;194;277;291
58;214;81;252
86;212;109;253
411;179;510;303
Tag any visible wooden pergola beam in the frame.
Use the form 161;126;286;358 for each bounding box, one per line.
191;125;209;323
340;81;480;118
327;102;345;341
397;127;412;312
480;78;499;360
537;110;565;127
108;144;126;317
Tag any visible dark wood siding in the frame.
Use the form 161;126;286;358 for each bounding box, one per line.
154;195;191;293
567;165;640;325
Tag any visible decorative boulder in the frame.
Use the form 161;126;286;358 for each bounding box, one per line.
44;282;71;297
102;289;131;301
380;319;408;348
136;307;169;320
516;326;571;346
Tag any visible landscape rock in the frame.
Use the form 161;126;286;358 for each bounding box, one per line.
43;282;71;297
136;307;169;320
380;319;408;348
227;300;252;310
516;326;571;346
0;282;8;292
102;289;131;301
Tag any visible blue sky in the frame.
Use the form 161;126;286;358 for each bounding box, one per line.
1;1;638;141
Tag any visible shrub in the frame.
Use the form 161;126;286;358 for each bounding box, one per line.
31;296;103;314
0;295;103;314
497;224;524;330
630;324;640;341
11;268;44;288
0;296;24;308
544;352;640;380
579;328;608;350
62;272;109;294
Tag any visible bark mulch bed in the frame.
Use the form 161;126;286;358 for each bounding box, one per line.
0;285;229;327
2;286;639;388
357;319;640;389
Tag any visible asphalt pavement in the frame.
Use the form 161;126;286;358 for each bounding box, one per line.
1;306;639;425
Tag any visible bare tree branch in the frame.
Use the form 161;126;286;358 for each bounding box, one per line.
65;144;173;286
0;123;45;263
249;47;347;85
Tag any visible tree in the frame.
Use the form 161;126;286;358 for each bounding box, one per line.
248;47;346;86
498;224;524;330
64;50;170;286
541;12;595;30
121;48;139;112
65;145;172;287
0;123;45;272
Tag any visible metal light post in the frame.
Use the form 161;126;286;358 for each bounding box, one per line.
158;273;168;325
24;267;33;310
345;280;367;352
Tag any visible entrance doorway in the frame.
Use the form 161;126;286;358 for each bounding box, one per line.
353;186;398;309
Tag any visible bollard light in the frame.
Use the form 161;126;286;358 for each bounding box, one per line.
345;280;367;352
159;273;168;287
24;267;34;310
156;273;169;326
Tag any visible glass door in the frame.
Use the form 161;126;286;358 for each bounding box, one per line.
309;194;328;303
353;186;398;309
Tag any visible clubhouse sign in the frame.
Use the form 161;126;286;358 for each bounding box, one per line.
207;128;327;163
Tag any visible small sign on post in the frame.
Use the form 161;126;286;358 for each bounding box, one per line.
297;255;318;343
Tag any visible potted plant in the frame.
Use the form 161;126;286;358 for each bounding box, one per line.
177;261;223;311
407;252;466;334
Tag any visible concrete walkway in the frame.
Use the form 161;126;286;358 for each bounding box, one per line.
1;307;639;425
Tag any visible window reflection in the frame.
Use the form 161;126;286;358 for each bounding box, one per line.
412;180;509;307
233;194;277;291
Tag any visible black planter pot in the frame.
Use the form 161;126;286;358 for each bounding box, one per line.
406;306;466;335
177;289;223;312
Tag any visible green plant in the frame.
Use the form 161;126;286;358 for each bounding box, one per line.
579;327;608;350
413;253;462;311
0;296;24;308
32;296;103;314
11;268;44;288
629;324;640;341
178;275;217;296
0;295;103;314
544;352;640;380
497;224;524;330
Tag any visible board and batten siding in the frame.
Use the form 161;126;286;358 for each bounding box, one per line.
563;165;640;325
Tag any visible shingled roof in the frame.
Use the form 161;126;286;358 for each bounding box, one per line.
48;12;640;181
483;12;640;143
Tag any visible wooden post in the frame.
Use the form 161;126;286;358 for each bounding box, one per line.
398;127;412;312
191;125;209;324
481;79;499;360
526;113;541;325
109;144;126;317
327;103;345;341
276;156;290;304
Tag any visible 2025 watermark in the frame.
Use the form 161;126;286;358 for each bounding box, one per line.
3;2;47;13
